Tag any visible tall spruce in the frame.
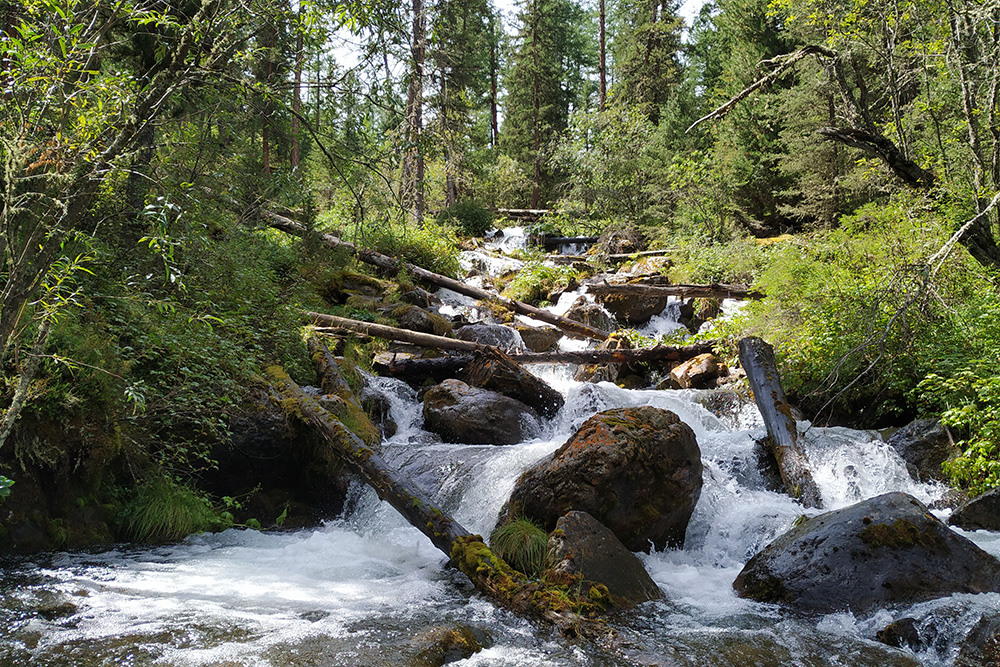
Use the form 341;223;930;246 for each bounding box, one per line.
501;0;593;207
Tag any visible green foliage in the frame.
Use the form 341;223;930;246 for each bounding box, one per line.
436;200;496;236
502;263;577;305
121;475;231;544
0;476;12;502
360;218;462;278
489;518;548;578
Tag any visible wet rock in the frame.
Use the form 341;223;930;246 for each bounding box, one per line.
876;617;922;650
412;624;485;667
463;347;564;419
546;511;662;607
400;287;438;308
321;270;392;304
423;379;540;445
565;297;619;334
956;614;1000;667
950;487;1000;531
454;323;523;353
595;290;668;326
391;304;454;337
361;386;397;439
574;331;632;384
513;323;562;353
886;419;956;482
502;407;702;551
668;353;728;389
733;492;1000;614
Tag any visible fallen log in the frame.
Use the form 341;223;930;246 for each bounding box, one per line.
267;365;616;628
738;337;822;508
268;212;608;341
540;235;599;250
307;311;482;353
379;342;717;385
587;282;764;300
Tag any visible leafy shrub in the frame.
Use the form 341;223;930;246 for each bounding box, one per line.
437;200;495;237
502;262;578;305
490;518;548;578
361;218;461;278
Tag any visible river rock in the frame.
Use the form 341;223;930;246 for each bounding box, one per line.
875;617;922;650
514;323;562;353
390;304;453;337
546;511;662;607
886;419;956;482
423;379;540;445
412;624;486;666
950;487;1000;531
956;614;1000;667
595;290;668;326
502;407;702;551
455;323;524;353
574;331;632;384
565;298;619;334
733;492;1000;614
669;353;728;389
463;347;564;418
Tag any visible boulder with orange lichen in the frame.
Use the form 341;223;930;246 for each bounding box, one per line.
498;407;702;552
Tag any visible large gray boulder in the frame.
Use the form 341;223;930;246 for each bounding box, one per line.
455;323;524;353
950;487;1000;531
501;407;702;551
734;492;1000;614
547;511;661;608
423;379;540;445
886;419;956;482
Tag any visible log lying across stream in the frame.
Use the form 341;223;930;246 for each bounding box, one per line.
587;282;764;300
267;365;614;630
267;212;609;341
738;337;822;508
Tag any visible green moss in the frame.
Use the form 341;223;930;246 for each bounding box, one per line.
859;518;946;550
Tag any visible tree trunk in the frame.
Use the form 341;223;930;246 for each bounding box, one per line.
586;282;763;300
376;341;717;385
290;11;303;172
267;366;613;630
598;0;607;112
738;337;822;508
309;312;484;352
269;213;609;340
531;0;541;209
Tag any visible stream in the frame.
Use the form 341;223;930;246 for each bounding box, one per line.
2;229;998;666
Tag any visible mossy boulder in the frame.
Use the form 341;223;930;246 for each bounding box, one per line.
950;487;1000;531
564;298;618;335
501;407;702;551
455;323;524;353
574;331;632;384
595;290;668;326
546;511;662;607
411;624;487;667
390;304;454;337
423;379;540;445
321;270;393;305
734;492;1000;614
668;353;728;389
513;323;562;353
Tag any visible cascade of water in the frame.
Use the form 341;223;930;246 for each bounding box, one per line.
4;247;999;667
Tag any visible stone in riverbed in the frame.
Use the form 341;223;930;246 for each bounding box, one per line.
668;353;728;389
950;487;1000;531
422;379;540;445
455;323;524;353
501;406;702;551
546;511;662;608
956;614;1000;667
886;419;957;482
733;492;1000;614
513;322;562;353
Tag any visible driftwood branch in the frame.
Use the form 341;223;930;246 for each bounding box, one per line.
308;311;484;352
586;282;763;300
738;337;822;508
269;213;609;341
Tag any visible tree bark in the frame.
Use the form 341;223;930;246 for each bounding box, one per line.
308;312;483;352
586;282;763;300
598;0;607;112
738;337;822;508
376;341;718;385
269;213;609;340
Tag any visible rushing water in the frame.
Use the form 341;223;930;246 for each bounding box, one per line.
3;231;999;666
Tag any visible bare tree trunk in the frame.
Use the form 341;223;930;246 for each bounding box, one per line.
290;10;303;172
599;0;606;112
738;337;822;508
490;26;499;148
531;0;541;209
0;320;50;451
407;0;426;223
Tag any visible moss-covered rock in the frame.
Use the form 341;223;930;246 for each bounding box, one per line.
500;407;702;552
734;492;1000;613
